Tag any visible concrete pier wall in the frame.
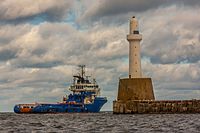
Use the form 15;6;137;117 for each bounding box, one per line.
113;100;200;114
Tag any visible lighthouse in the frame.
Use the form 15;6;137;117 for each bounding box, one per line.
113;16;200;114
127;16;142;78
113;16;155;114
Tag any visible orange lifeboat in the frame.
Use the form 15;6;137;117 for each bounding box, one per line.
16;104;36;113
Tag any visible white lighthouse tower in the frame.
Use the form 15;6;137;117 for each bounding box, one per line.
127;16;142;78
113;16;155;114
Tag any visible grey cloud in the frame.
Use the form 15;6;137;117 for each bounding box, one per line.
98;0;164;14
0;0;73;22
144;43;200;64
154;79;200;91
180;0;200;6
0;20;129;111
1;22;126;69
0;24;32;45
80;0;200;22
0;66;72;111
140;7;200;64
142;60;200;100
0;49;17;61
31;48;48;57
1;1;200;111
13;59;64;68
143;61;200;83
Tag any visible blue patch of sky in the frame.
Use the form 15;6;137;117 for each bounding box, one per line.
30;13;48;25
0;13;48;25
0;11;83;34
63;82;71;87
29;1;85;30
141;56;151;63
65;0;95;31
121;56;128;63
29;10;79;28
177;60;190;64
63;10;80;29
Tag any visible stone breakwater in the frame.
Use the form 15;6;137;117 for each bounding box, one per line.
113;100;200;114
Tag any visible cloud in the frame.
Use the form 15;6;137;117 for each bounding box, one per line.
0;0;73;22
80;0;200;23
0;19;128;111
141;6;200;64
0;20;128;69
1;1;200;111
81;0;164;21
142;59;200;100
0;49;17;61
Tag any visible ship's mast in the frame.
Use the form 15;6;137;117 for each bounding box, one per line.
78;65;85;78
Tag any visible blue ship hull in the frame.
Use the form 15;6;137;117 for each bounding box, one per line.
14;97;107;113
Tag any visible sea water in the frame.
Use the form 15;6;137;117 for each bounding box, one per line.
0;112;200;133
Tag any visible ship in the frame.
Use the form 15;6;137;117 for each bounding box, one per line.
14;65;107;113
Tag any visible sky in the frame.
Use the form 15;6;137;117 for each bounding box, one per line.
0;0;200;112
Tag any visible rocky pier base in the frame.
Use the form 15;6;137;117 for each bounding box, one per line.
113;99;200;114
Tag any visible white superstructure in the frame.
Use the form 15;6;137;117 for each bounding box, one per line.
69;65;100;96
